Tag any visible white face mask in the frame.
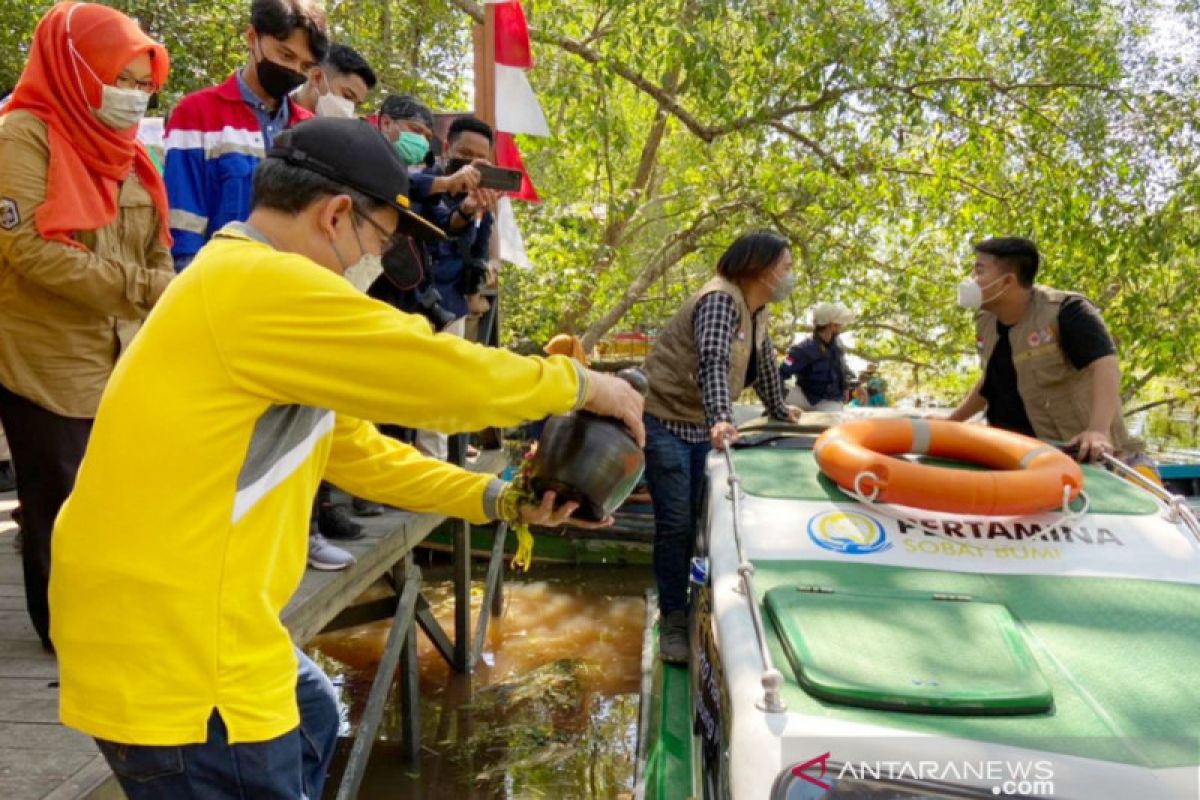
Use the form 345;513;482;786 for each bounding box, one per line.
768;271;796;304
67;4;151;130
95;85;151;129
344;254;383;292
315;77;355;119
333;214;384;293
956;275;1007;309
317;92;355;119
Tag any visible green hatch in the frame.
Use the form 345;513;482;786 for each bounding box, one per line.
764;586;1053;715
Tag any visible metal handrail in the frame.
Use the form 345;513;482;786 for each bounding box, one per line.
721;440;786;713
1101;454;1200;542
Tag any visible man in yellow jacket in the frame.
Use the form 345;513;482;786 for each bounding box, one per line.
49;117;643;800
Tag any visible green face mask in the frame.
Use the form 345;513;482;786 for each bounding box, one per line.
394;131;430;166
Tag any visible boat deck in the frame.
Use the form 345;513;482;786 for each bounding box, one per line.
0;450;504;800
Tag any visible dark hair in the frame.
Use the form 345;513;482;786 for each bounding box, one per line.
716;230;790;281
380;94;433;127
250;0;329;63
973;236;1039;287
448;116;494;145
323;43;376;90
253;157;385;216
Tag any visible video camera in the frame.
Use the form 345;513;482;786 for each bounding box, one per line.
381;234;457;332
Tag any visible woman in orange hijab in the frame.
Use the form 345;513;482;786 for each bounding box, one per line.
0;2;174;652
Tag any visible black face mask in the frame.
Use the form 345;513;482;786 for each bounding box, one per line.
382;235;427;291
254;44;307;101
445;157;471;176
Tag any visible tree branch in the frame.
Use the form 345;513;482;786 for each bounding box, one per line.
1124;390;1200;417
878;166;1010;201
580;205;738;349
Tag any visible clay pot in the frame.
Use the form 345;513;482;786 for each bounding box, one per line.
527;369;647;522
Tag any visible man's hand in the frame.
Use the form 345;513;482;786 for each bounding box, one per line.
1067;429;1113;463
786;405;803;423
711;421;739;450
440;164;481;196
519;490;614;529
471;187;502;213
582;370;645;446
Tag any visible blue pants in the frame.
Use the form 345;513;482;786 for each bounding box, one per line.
643;415;711;615
95;649;340;799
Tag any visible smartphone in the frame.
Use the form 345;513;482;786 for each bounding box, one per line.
475;164;523;192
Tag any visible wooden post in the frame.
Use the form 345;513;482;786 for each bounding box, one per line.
472;4;497;128
474;1;503;267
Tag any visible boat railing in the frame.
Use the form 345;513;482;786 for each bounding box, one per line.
721;440;787;713
1102;453;1200;542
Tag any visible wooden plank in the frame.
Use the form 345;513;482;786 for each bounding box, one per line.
0;657;57;680
0;723;95;752
0;678;59;723
0;749;96;784
42;756;119;800
0;639;50;660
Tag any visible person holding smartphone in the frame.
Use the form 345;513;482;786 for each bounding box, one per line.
387;115;502;459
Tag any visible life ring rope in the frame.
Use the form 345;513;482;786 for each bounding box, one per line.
840;471;1092;551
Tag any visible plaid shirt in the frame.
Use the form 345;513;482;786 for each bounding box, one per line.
657;292;790;443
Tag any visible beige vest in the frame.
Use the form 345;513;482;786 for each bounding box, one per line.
644;276;769;425
977;286;1140;454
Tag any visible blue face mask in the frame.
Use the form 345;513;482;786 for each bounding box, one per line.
394;131;430;166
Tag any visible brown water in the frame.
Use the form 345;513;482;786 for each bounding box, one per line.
306;564;650;799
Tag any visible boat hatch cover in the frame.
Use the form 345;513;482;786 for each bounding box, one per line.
765;587;1053;715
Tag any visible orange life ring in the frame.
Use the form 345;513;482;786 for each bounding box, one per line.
814;418;1084;516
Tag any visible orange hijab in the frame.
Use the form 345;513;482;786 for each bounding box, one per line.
3;2;171;248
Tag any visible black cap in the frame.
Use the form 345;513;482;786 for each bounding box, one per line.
379;94;434;130
267;117;443;242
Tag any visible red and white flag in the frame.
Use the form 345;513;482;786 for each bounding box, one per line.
494;132;539;202
492;0;532;69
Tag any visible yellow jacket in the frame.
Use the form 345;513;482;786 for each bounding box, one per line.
50;224;586;745
0;110;174;417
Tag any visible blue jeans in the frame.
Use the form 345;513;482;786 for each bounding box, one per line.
643;415;711;615
95;649;340;799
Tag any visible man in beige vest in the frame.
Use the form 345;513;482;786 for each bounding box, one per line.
948;237;1144;467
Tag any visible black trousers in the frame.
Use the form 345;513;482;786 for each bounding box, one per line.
0;383;92;648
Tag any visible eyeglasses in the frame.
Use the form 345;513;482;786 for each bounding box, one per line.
353;207;406;254
115;72;156;93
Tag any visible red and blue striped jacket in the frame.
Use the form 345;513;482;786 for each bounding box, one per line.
163;74;311;269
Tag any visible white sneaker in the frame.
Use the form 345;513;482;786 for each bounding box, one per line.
308;532;355;571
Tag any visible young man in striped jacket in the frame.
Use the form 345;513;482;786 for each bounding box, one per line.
163;0;326;271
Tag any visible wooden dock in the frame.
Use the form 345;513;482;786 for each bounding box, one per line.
0;449;505;800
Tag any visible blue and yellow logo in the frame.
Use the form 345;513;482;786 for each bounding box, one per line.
807;510;891;555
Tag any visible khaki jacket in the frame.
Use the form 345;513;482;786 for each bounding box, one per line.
977;285;1140;455
644;275;769;425
0;111;173;418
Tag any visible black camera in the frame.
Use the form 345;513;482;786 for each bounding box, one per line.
413;284;458;332
458;256;489;297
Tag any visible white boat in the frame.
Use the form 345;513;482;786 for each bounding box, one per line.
635;414;1200;800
